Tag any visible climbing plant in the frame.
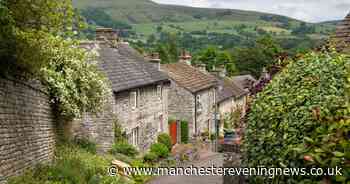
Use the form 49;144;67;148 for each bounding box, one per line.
243;48;350;183
0;0;109;118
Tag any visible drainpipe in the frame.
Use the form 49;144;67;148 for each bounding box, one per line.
194;94;197;137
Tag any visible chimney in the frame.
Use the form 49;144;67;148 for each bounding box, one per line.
211;65;226;78
195;63;207;73
147;52;161;71
179;49;192;65
218;66;227;78
96;28;118;42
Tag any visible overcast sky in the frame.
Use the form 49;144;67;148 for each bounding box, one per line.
151;0;350;23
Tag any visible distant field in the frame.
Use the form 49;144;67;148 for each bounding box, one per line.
74;0;337;43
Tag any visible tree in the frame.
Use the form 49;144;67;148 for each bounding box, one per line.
233;35;283;77
193;47;238;76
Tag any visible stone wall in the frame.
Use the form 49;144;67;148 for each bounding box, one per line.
167;81;195;136
168;80;217;137
0;77;56;183
114;83;169;151
63;94;115;153
195;88;216;134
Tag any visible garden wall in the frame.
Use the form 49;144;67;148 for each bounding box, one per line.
0;76;56;184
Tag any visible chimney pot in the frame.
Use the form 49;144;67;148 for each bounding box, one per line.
147;52;161;71
96;28;118;42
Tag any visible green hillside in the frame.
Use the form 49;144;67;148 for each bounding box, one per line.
74;0;337;54
73;0;298;24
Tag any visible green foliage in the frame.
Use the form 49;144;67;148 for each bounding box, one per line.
224;108;243;130
292;22;316;36
8;144;127;184
233;35;283;77
193;47;238;76
180;120;189;144
243;49;350;183
81;7;132;30
150;143;169;158
112;153;135;164
110;141;139;158
154;32;179;64
40;36;111;118
0;1;109;119
73;138;97;154
114;120;127;142
157;133;172;151
143;152;158;163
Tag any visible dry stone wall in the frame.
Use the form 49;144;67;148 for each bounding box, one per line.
0;77;56;183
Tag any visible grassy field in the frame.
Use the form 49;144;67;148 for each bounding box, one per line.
74;0;337;43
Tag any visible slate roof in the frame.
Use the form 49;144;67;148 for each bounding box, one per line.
334;13;350;51
215;76;248;103
231;75;257;92
161;62;217;93
81;41;169;93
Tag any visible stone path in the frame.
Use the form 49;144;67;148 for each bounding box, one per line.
147;152;223;184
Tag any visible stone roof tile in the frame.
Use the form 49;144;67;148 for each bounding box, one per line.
81;42;169;93
161;63;217;93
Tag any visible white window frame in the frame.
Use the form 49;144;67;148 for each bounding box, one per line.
196;94;202;113
130;90;138;109
157;85;162;99
132;127;139;146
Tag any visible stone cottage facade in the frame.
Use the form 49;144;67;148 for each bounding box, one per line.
211;70;248;135
161;61;218;137
76;28;170;152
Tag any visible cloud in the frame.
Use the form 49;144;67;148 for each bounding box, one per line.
151;0;350;22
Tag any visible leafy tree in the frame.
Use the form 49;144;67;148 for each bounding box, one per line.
154;32;179;64
233;35;283;77
80;7;132;30
193;47;238;76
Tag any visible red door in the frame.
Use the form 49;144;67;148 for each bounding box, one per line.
169;121;177;145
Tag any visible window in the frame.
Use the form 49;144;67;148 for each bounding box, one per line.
131;127;139;146
130;90;138;109
157;85;162;99
159;114;164;132
196;94;202;113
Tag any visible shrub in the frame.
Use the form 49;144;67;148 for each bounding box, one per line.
143;152;158;163
114;120;127;142
180;120;189;144
8;144;127;184
74;138;97;154
157;133;172;151
110;141;138;158
150;143;169;158
243;49;350;183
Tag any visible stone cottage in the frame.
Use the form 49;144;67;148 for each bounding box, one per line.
76;28;170;151
161;58;218;138
211;68;248;135
231;74;257;93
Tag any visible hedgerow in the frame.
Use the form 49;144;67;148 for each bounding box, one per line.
243;49;350;183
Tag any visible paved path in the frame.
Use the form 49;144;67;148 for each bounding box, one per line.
148;153;223;184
